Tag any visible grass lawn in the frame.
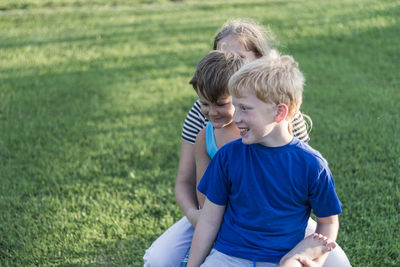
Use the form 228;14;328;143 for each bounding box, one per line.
0;0;399;266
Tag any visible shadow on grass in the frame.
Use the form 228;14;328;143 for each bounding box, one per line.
285;21;400;266
0;46;191;264
1;2;399;264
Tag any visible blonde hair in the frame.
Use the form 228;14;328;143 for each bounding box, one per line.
229;55;304;120
213;18;277;59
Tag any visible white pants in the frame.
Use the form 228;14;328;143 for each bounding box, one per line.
143;216;194;267
201;249;278;267
143;217;351;267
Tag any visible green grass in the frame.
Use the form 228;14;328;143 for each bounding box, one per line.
0;0;399;265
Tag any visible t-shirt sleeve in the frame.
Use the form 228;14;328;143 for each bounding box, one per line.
181;100;207;144
197;149;229;206
308;161;342;217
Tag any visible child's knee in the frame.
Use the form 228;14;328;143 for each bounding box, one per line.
323;245;352;267
143;250;177;267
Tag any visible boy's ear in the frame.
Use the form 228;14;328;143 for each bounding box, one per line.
274;104;288;123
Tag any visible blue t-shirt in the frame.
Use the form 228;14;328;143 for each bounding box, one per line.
198;138;342;262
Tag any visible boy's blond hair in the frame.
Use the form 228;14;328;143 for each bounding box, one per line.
229;55;304;120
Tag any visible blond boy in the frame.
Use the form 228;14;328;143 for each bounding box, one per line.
187;55;341;267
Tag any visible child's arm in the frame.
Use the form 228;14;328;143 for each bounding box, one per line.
279;233;336;267
279;215;339;267
187;198;225;267
194;128;211;209
174;140;200;227
311;214;340;265
315;214;339;241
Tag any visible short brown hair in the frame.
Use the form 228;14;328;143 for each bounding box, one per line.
190;50;244;103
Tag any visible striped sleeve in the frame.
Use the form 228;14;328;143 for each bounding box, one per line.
181;100;208;144
291;112;311;143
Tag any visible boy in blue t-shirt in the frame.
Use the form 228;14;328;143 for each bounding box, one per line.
187;55;342;267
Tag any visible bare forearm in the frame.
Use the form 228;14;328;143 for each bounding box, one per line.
187;217;219;266
188;199;225;267
315;216;339;241
174;140;200;226
312;215;340;266
175;180;198;213
175;180;200;227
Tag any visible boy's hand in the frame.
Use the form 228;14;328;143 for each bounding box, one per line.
187;208;202;227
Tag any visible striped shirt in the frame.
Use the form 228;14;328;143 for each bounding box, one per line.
182;99;310;144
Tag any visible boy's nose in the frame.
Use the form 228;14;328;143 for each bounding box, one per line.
209;107;218;116
233;110;240;123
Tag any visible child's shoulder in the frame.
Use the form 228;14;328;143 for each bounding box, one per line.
291;138;329;168
222;138;243;148
215;138;243;155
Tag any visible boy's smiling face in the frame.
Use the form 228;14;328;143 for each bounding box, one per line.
199;93;235;129
232;89;278;146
